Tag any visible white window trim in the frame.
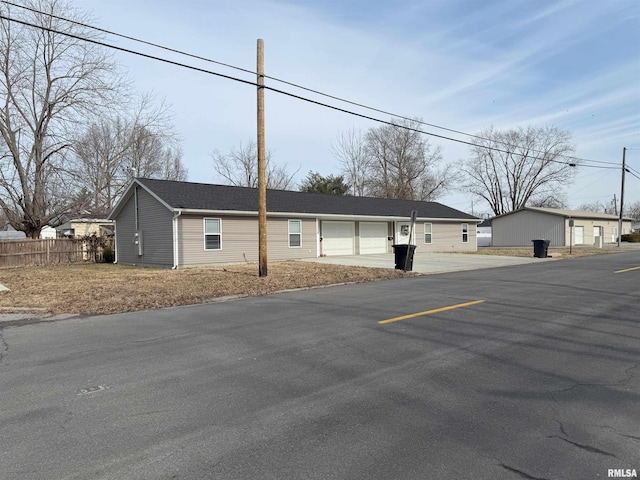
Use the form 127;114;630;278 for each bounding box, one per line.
462;223;469;243
424;222;433;244
288;219;302;248
204;218;222;251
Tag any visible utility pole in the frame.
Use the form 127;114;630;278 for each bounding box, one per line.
257;38;267;276
617;147;626;248
613;194;617;216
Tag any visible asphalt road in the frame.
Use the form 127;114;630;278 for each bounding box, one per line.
1;252;639;480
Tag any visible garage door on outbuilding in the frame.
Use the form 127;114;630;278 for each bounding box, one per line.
359;222;388;254
321;221;355;256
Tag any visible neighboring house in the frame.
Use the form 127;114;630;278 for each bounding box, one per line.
0;223;27;240
477;218;492;247
56;219;115;238
40;226;57;239
109;178;481;268
632;222;640;233
492;207;633;247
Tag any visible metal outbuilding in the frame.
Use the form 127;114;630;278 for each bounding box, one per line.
491;207;633;247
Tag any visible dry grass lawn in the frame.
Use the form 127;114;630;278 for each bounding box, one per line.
0;261;411;315
466;246;623;258
0;246;627;316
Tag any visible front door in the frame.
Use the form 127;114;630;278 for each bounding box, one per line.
395;221;416;245
574;226;584;245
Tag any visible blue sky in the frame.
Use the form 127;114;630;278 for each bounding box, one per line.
77;0;640;215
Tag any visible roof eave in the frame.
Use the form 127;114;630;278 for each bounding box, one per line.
171;208;479;222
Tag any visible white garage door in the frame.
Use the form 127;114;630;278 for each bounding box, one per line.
359;222;388;254
322;221;355;256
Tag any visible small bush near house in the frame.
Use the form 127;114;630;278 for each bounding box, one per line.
621;233;640;243
102;245;114;263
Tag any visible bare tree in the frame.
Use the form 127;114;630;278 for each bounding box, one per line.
528;196;568;209
460;126;576;216
71;95;187;216
625;201;640;221
331;128;369;196
211;140;298;190
576;200;617;214
0;0;125;237
332;119;453;201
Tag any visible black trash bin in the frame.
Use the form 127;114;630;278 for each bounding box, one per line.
532;239;550;258
392;244;416;271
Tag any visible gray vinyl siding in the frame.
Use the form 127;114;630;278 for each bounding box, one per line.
113;186;174;267
492;210;565;247
178;215;317;266
114;189;137;265
416;222;477;252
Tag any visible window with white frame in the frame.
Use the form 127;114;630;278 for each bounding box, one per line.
289;219;302;247
462;223;469;243
204;218;221;250
424;223;432;244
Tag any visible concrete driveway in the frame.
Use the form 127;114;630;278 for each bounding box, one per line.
302;251;551;274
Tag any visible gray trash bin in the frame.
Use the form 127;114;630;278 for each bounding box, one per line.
532;239;550;258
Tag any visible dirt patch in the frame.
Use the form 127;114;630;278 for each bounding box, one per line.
0;261;412;316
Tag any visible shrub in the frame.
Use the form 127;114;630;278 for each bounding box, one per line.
621;233;640;243
102;245;115;263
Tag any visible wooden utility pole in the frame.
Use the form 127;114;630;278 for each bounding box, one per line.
257;38;268;276
617;147;626;247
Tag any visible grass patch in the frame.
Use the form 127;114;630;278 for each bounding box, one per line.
0;261;412;315
466;246;624;258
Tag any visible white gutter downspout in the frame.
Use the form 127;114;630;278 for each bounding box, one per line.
172;210;182;269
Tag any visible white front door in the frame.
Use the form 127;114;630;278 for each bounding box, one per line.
395;221;416;245
574;226;584;245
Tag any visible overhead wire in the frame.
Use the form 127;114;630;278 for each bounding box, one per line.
0;0;624;170
0;12;563;165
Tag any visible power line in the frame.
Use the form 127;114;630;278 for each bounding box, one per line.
0;9;629;173
627;165;640;176
0;0;622;169
626;169;640;181
0;12;258;87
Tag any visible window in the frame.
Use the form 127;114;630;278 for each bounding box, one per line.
462;223;468;243
204;218;221;250
424;223;432;244
289;219;302;247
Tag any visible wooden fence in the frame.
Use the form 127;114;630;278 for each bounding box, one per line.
0;238;109;268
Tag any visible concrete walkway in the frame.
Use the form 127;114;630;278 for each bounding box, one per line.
301;252;552;274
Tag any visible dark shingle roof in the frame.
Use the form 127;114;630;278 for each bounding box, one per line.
136;178;478;220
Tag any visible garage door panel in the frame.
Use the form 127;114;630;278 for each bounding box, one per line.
322;221;355;256
360;222;388;254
